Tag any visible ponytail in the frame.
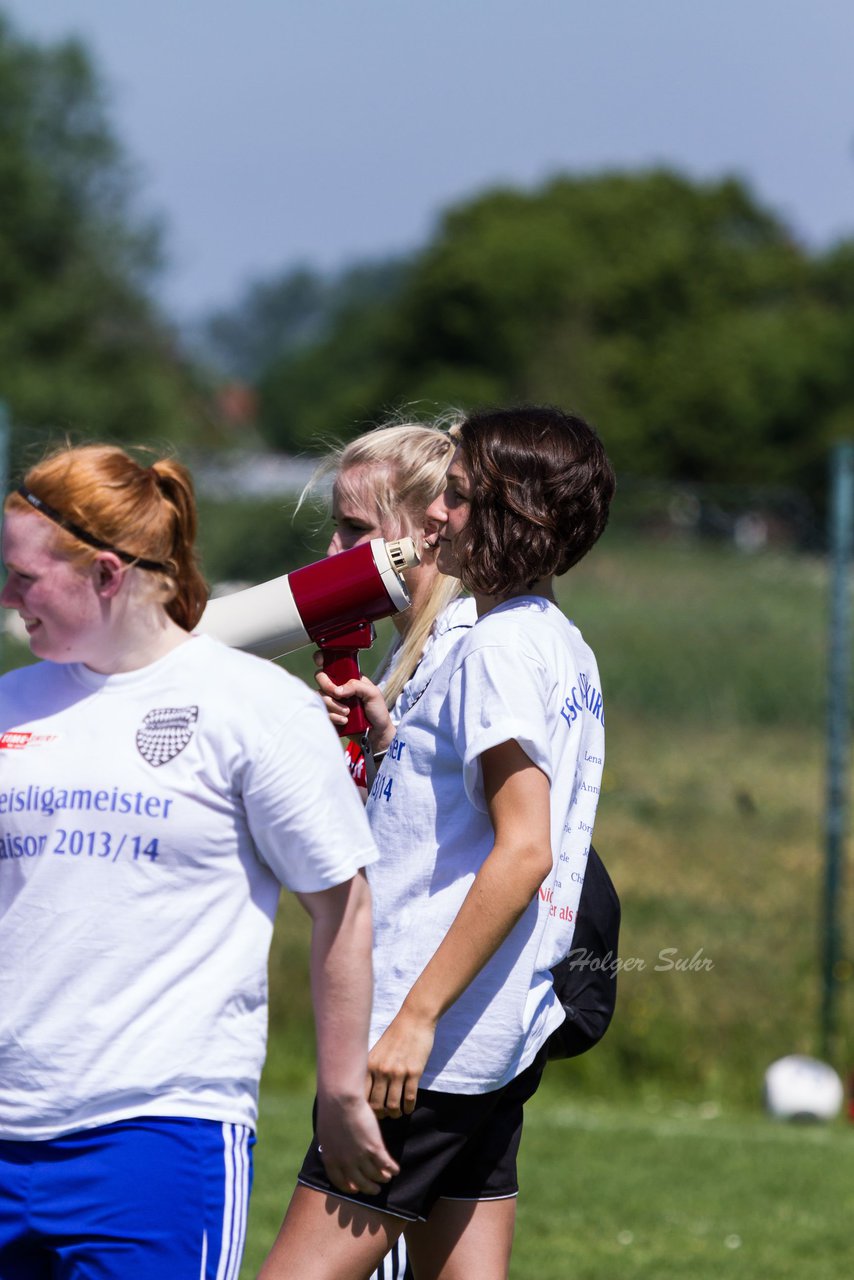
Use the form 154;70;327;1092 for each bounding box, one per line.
148;459;209;630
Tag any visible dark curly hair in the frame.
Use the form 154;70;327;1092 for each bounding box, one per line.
452;406;615;596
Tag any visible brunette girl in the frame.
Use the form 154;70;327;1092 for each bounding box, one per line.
261;406;615;1280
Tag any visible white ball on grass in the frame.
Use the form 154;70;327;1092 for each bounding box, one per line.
763;1054;844;1122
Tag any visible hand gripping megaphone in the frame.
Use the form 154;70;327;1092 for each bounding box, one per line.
197;537;419;736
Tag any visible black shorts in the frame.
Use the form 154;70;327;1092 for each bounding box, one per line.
298;1048;547;1223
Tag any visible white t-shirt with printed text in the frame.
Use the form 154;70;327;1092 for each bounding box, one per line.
346;597;477;791
0;634;378;1139
366;597;605;1094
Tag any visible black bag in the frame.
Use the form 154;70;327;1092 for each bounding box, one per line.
546;844;621;1060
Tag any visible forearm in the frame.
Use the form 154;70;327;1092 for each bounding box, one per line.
368;740;552;1116
366;835;549;1117
298;874;400;1192
401;838;547;1025
304;874;374;1101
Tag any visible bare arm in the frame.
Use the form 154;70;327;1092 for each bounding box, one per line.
296;872;399;1192
367;739;553;1118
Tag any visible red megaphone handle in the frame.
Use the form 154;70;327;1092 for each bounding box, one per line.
321;649;368;737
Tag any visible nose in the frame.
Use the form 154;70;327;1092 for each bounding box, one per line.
425;494;447;528
326;530;343;557
0;578;20;610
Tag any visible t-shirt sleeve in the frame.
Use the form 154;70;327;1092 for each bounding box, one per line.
451;641;553;812
242;695;379;893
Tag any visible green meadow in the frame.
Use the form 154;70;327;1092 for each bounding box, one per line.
243;535;854;1276
242;1084;854;1279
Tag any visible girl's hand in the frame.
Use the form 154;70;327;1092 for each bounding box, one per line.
313;658;396;753
315;1092;399;1194
367;1008;436;1119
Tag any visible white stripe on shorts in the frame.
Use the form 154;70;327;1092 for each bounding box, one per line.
371;1236;409;1280
214;1123;251;1280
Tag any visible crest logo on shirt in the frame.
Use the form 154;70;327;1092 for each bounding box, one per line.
136;706;198;767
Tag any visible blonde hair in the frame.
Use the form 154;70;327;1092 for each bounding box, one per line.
307;418;462;710
5;444;208;631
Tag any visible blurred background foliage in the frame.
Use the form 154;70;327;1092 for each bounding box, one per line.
0;13;217;473
3;10;854;531
234;174;854;514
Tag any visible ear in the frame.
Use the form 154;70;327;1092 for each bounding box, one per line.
92;553;126;600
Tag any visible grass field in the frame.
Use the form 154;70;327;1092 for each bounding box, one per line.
570;537;853;1103
240;1078;854;1279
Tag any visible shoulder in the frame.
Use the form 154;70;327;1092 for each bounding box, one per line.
416;596;478;679
457;598;596;678
0;660;69;720
180;635;321;721
462;597;561;654
173;637;344;773
434;596;478;636
0;659;49;694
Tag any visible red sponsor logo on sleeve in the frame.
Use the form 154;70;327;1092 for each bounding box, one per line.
0;731;57;750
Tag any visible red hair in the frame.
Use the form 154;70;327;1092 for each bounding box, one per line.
5;444;208;630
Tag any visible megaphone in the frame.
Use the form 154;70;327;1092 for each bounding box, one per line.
198;537;419;736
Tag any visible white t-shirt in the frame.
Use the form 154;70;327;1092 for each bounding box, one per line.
382;596;478;722
366;596;605;1094
347;598;477;792
0;634;378;1140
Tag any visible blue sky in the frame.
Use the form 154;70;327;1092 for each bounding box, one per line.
5;0;854;320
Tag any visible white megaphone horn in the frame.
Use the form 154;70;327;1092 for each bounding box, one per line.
197;536;419;735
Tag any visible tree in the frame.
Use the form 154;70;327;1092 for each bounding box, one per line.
0;13;208;464
375;172;826;479
200;268;331;382
201;259;408;389
222;259;408;452
256;169;854;503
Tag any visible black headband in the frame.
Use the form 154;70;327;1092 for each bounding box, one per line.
16;486;169;573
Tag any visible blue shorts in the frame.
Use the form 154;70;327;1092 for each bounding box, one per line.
0;1116;254;1280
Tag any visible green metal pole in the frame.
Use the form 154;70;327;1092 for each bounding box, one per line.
821;441;854;1061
